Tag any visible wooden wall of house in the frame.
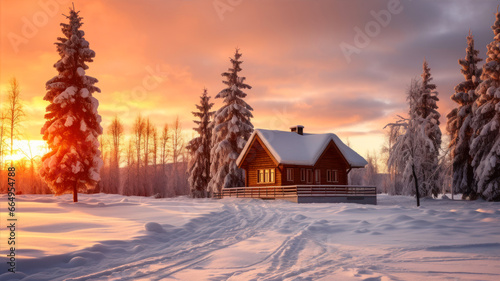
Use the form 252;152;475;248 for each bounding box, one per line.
240;137;281;187
314;140;349;184
241;138;353;187
280;140;349;186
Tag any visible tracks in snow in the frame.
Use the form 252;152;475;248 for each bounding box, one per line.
14;198;500;281
62;201;310;281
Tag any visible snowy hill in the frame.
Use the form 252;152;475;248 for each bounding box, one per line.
1;194;499;280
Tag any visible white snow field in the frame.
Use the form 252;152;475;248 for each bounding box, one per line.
1;194;499;281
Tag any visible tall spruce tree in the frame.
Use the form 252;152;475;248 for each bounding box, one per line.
386;80;437;200
419;60;442;146
208;49;254;194
446;31;482;198
386;63;443;200
40;6;103;202
187;89;214;198
470;10;500;201
417;60;442;197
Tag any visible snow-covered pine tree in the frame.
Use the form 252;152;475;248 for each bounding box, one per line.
208;49;254;194
470;10;500;201
446;31;482;198
417;60;442;197
187;89;215;198
386;79;438;199
40;6;103;202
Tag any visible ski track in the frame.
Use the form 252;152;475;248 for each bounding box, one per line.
1;195;500;281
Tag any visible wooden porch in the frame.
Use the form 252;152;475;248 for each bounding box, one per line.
215;185;377;205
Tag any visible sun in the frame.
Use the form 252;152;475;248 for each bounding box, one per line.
3;140;48;163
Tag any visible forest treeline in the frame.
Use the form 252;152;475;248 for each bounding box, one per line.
0;106;191;197
1;7;499;201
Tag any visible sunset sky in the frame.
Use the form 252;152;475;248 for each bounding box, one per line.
0;0;497;163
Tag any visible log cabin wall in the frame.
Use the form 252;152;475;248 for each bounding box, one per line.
279;141;349;186
240;136;282;187
312;140;349;185
240;137;351;187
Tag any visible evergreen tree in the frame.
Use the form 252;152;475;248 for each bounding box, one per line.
386;80;436;199
418;60;442;150
187;89;214;198
40;6;103;202
208;49;254;194
386;72;443;199
416;60;442;197
470;10;500;201
446;31;482;198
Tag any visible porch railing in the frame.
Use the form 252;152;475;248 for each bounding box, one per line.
215;185;376;199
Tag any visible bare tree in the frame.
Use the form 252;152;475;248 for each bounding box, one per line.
143;118;154;195
381;118;405;194
98;135;110;193
171;116;185;195
151;126;162;196
160;124;170;170
362;151;379;189
157;124;171;196
108;115;124;194
20;140;43;194
151;126;158;175
0;111;7;169
0;111;6;192
6;78;25;165
133;115;145;195
144;118;152;167
124;138;136;195
172;116;184;165
143;119;158;195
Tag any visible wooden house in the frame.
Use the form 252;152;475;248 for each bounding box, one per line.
236;126;368;187
221;126;376;204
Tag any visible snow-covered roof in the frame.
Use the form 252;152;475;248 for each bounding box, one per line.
237;129;368;168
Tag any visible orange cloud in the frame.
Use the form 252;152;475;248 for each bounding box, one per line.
0;0;496;166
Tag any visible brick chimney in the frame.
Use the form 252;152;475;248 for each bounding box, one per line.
290;125;304;135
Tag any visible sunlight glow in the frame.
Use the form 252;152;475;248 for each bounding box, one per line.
3;140;48;162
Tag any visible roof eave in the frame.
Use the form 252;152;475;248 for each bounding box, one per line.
236;131;257;167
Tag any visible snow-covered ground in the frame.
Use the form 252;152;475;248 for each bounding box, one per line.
1;194;499;281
